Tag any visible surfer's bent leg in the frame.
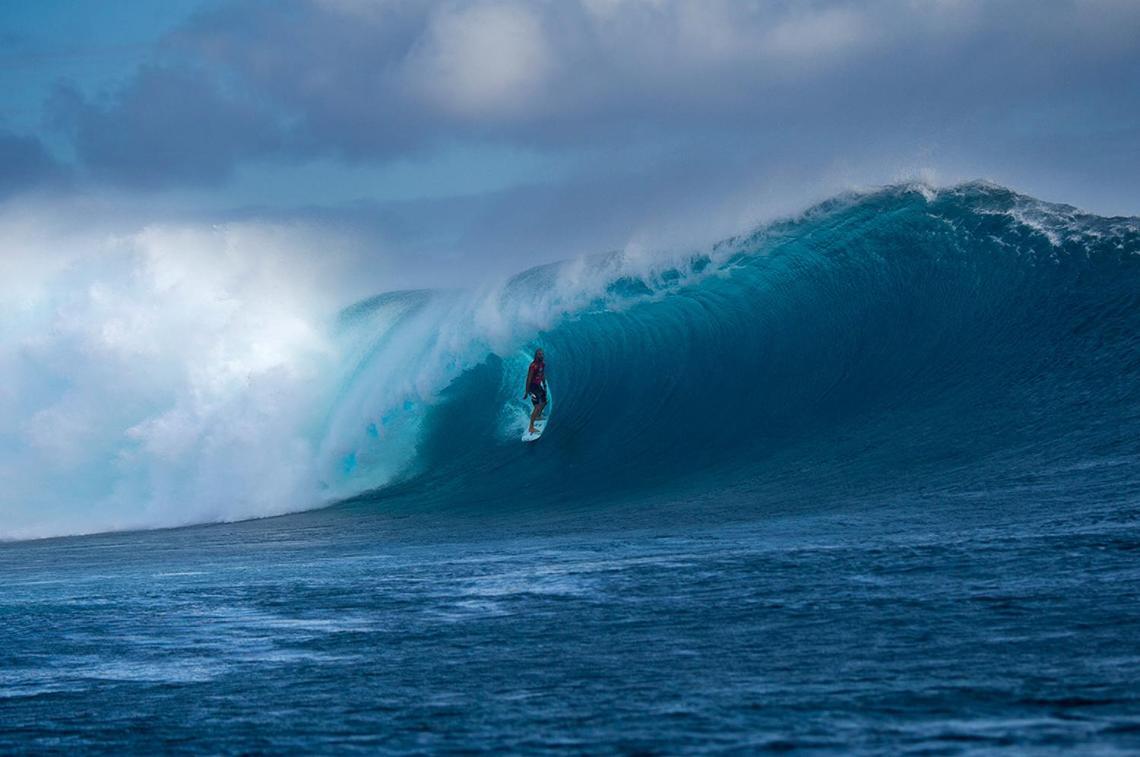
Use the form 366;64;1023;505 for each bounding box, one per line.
529;393;541;433
528;390;546;433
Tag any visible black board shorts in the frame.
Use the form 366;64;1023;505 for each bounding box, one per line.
528;385;547;405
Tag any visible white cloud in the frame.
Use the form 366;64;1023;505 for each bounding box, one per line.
406;1;553;119
763;7;870;62
580;0;667;20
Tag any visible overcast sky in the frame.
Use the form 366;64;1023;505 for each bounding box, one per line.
2;0;1139;280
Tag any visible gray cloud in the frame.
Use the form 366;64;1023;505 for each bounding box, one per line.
39;0;1140;210
48;65;283;187
0;131;65;197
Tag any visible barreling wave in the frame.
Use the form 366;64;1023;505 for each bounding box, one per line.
4;182;1139;539
324;182;1140;517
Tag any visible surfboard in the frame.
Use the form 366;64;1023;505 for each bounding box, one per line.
521;417;547;443
521;382;551;442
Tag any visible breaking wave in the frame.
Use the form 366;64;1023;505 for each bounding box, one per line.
4;183;1139;539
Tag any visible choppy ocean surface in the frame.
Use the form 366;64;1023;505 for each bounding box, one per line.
3;183;1140;752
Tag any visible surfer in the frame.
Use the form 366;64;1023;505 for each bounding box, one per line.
524;348;547;435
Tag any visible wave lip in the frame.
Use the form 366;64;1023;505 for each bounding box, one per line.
335;182;1140;515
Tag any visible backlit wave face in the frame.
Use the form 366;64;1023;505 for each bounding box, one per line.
341;183;1140;516
3;183;1139;539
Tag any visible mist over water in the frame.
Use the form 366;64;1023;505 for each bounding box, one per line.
0;218;356;538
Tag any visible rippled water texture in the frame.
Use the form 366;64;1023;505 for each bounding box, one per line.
4;497;1140;753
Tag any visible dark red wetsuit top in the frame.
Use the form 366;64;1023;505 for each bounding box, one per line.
528;359;545;391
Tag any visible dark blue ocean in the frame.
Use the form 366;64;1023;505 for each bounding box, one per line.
4;184;1140;752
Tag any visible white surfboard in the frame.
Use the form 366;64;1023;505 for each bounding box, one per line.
521;418;547;443
521;382;552;442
